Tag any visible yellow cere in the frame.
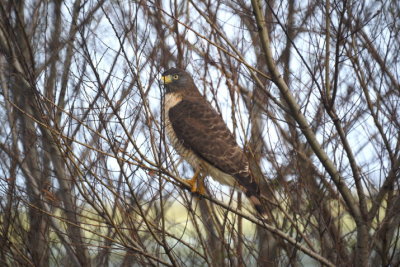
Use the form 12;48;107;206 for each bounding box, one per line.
161;75;172;84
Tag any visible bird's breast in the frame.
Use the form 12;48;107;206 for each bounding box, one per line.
164;93;200;168
164;92;182;112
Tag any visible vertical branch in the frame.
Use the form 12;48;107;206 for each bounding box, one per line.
250;0;360;219
325;0;331;102
250;0;369;265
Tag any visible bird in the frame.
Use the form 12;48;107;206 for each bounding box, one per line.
161;67;266;216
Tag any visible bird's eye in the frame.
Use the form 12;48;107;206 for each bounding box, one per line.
173;74;179;80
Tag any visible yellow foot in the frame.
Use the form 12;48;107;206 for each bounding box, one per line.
187;170;206;195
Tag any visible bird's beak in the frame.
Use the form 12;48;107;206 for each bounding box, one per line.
161;75;172;84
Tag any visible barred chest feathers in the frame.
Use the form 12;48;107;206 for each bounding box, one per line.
163;92;237;187
164;92;198;167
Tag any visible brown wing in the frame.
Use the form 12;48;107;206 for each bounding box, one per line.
169;97;249;178
169;96;265;216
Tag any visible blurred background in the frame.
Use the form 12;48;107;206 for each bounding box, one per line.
0;0;398;266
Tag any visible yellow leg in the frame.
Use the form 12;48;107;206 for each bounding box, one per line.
187;169;206;195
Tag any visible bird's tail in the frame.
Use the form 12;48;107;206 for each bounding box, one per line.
235;173;269;221
245;190;269;220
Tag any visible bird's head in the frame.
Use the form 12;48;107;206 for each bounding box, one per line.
161;68;198;94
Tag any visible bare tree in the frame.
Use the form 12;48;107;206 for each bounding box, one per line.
0;0;398;266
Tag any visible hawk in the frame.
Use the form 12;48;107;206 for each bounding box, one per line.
161;68;265;216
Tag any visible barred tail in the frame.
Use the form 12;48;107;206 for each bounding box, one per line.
245;190;269;220
235;173;269;220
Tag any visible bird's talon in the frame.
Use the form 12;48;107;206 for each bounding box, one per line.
187;177;197;191
190;185;198;193
186;170;205;195
197;185;206;196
